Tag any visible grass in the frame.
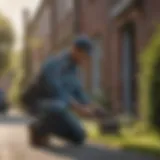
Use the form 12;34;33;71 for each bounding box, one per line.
122;131;160;156
83;121;124;148
83;121;160;156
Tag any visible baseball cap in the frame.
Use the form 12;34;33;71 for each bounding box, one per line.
73;35;93;55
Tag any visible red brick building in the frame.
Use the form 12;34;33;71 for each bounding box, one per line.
23;0;75;75
53;0;75;51
23;0;54;75
23;0;160;116
72;0;160;115
76;0;109;94
0;71;14;92
108;0;160;115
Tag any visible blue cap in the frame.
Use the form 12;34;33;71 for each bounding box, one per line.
73;35;92;55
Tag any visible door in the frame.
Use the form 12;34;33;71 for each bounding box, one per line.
121;23;136;115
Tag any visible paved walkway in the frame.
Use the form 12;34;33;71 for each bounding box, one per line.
0;115;159;160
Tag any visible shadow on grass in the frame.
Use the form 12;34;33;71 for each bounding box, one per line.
38;143;159;160
84;120;160;158
123;144;160;157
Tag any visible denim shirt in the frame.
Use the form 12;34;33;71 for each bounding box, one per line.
41;51;90;108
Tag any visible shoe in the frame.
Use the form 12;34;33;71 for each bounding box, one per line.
28;122;49;147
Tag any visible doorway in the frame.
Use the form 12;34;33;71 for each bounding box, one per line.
121;22;137;115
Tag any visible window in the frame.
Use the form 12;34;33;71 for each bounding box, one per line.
91;38;103;94
57;0;74;22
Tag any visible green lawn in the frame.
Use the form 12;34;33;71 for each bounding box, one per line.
83;121;160;155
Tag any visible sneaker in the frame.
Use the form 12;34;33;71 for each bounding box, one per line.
28;122;49;147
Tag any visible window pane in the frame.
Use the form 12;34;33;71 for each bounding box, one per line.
92;38;103;93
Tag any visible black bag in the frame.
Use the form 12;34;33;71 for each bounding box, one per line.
20;78;40;106
21;69;55;110
20;70;45;103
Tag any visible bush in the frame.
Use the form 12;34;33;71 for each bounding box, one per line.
7;52;24;106
0;13;14;75
149;56;160;131
139;26;160;132
8;71;24;104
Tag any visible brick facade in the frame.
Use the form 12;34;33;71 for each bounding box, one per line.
52;0;75;52
0;72;14;92
23;0;160;115
108;0;160;114
77;0;160;114
23;0;54;76
77;0;108;92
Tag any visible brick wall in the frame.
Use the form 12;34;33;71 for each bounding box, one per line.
24;0;75;73
24;0;160;115
108;0;160;113
77;0;108;92
52;0;75;52
26;1;54;74
0;72;14;92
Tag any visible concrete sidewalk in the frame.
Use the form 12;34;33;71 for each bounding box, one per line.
0;123;159;160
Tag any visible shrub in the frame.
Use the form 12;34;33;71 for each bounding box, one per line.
8;70;24;105
139;25;160;132
0;13;14;75
7;52;24;106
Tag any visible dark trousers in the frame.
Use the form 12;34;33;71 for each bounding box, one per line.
35;100;86;145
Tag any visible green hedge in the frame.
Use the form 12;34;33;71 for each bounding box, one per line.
139;26;160;131
8;71;23;104
8;54;24;105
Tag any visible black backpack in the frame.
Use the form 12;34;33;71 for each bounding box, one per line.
20;79;39;106
20;71;48;106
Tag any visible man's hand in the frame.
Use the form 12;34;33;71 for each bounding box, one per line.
79;107;95;117
93;107;108;119
71;99;108;119
78;106;108;120
71;101;95;118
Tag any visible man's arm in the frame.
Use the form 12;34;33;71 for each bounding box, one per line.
70;81;107;118
70;81;95;117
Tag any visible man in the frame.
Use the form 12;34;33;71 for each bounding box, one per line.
28;35;105;146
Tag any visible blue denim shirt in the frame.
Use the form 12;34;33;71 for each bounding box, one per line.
41;51;90;108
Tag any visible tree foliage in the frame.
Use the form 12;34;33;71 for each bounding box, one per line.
7;52;24;105
0;13;14;75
